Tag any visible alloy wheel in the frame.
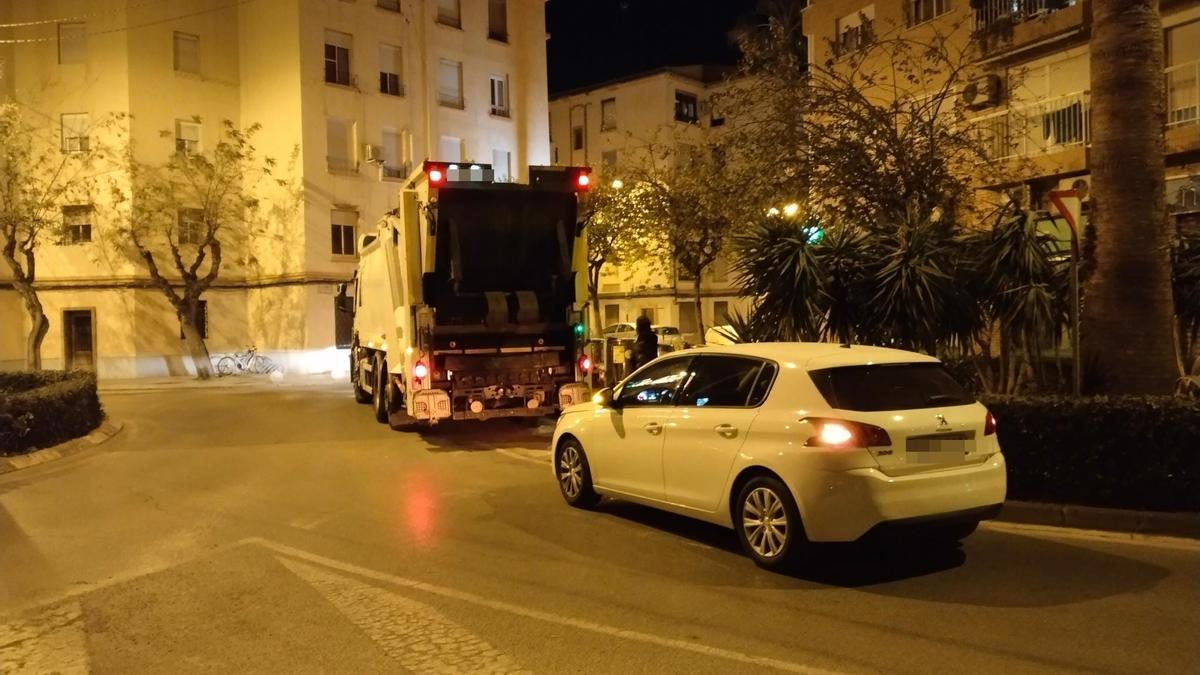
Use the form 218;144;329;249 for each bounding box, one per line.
742;486;789;558
558;446;583;499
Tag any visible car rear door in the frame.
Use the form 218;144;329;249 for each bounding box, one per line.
807;362;993;476
590;357;693;500
662;356;776;512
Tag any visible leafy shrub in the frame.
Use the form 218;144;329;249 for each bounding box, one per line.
0;371;103;454
983;395;1200;512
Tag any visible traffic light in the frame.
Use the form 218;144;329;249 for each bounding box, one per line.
573;322;586;338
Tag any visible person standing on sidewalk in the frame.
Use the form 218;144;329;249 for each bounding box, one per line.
629;316;658;373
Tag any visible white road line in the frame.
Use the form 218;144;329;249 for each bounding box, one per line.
251;537;847;675
0;601;89;675
981;521;1200;551
280;558;528;674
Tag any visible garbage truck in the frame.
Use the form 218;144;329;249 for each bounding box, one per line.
342;161;593;426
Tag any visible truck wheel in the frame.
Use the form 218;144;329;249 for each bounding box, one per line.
352;351;371;404
372;358;390;423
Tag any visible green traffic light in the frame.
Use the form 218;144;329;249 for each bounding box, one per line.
573;323;585;336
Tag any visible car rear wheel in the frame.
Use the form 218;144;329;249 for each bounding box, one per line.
735;476;806;571
556;439;600;509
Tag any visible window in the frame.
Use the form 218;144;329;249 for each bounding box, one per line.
492;149;511;182
437;0;461;28
61;205;92;244
674;91;698;123
377;0;401;12
600;97;617;131
601;150;617;173
179;300;208;340
809;362;974;412
604;304;620;325
324;30;352;86
488;0;508;41
710;102;726;127
908;0;950;25
177;209;205;245
381;128;409;178
439;135;462;161
678;356;767;407
326;118;355;171
1166;20;1200;124
58;22;85;64
173;32;199;74
713;300;730;323
331;210;357;256
438;59;464;108
379;44;403;96
61;113;90;153
616;357;692;407
836;7;875;56
571;126;584;150
175;120;201;155
747;362;777;407
639;307;658;323
490;75;510;116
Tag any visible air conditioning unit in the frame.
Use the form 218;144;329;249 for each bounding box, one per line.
362;144;381;163
1059;176;1091;203
960;74;1003;109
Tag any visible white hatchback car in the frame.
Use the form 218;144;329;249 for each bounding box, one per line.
551;343;1006;570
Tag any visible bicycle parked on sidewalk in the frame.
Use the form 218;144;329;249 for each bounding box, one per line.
215;346;278;377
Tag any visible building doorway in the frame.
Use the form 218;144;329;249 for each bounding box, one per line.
63;309;95;371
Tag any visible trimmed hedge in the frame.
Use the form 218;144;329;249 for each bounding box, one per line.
0;371;103;455
983;395;1200;513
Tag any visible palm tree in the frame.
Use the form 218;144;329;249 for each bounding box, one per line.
1083;0;1178;393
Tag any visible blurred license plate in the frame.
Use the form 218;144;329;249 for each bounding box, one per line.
907;436;974;463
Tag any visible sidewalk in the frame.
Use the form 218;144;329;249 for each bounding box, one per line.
99;372;344;393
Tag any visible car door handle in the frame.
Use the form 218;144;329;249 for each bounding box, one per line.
714;424;738;439
643;422;663;435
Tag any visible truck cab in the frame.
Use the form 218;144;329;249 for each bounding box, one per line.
348;162;592;426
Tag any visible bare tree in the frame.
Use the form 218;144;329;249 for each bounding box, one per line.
0;104;113;369
111;120;281;379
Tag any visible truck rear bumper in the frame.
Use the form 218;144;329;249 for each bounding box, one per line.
452;406;556;421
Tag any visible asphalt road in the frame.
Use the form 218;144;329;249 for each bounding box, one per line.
1;380;1197;674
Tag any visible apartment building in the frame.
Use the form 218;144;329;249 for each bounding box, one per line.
803;0;1200;215
548;66;748;344
0;0;550;377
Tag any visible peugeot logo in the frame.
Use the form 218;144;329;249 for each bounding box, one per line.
936;414;951;430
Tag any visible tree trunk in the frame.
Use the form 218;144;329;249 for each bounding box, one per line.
693;276;705;345
589;266;603;337
1082;0;1177;394
180;318;214;380
10;279;48;371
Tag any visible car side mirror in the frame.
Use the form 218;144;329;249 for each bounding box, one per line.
593;387;617;408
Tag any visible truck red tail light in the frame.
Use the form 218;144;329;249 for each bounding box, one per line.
424;161;447;186
984;411;997;436
413;361;429;381
573;169;592;192
802;417;892;448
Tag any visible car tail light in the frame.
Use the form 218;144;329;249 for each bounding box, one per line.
803;417;891;448
984;411;997;436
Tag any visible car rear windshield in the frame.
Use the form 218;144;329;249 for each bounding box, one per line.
808;362;974;411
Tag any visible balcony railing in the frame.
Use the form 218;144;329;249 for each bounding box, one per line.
1167;59;1200;128
972;0;1076;32
971;91;1091;161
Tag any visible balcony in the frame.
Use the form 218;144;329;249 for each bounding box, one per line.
973;0;1076;31
1168;59;1200;128
972;91;1090;161
973;0;1084;58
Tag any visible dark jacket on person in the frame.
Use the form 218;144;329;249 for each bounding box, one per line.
630;324;658;372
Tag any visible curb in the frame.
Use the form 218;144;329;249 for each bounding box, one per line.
998;500;1200;540
0;420;125;476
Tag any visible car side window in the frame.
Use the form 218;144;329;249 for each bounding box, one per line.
677;356;764;408
747;362;777;407
616;358;692;407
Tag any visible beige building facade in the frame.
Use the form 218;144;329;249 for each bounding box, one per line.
0;0;550;377
803;0;1200;212
548;66;748;344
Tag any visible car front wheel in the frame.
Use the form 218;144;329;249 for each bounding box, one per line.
556;439;600;509
735;476;805;571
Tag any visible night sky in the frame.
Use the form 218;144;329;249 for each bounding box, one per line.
546;0;758;94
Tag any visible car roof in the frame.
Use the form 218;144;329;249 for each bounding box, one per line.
672;342;940;370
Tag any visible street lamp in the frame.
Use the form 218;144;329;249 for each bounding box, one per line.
611;179;624;190
782;203;800;218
